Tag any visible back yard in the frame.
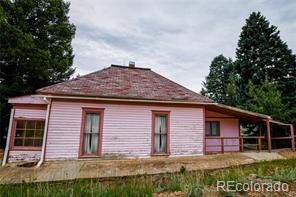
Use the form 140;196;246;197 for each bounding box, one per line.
1;157;296;197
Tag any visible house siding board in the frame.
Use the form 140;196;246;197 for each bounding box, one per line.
14;108;47;119
9;95;47;105
45;101;204;160
8;151;41;162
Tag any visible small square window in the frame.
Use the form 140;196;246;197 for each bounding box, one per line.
206;121;220;136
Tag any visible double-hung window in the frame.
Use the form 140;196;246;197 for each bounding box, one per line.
152;111;169;154
81;108;104;157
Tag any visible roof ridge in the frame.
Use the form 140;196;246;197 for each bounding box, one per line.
111;64;151;70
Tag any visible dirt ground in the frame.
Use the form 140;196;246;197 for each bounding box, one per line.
0;150;294;185
277;149;296;159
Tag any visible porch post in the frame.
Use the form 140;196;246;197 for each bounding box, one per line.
291;124;295;151
221;137;224;153
266;120;272;152
258;138;262;151
2;108;15;166
240;138;244;152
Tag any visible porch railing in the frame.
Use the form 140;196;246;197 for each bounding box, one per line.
205;136;265;153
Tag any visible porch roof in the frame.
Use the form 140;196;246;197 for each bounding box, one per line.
205;103;271;122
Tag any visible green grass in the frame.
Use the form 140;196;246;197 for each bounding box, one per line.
1;158;296;197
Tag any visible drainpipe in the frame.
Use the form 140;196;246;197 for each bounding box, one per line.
36;97;51;167
2;108;15;166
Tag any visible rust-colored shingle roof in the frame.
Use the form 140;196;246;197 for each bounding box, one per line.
37;65;213;103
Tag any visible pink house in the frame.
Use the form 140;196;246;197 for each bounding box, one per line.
2;64;295;165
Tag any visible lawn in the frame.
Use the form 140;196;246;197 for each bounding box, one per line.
1;158;296;197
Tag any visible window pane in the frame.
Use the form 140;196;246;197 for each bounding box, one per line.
16;121;26;129
15;129;25;137
25;130;35;137
34;139;43;146
155;115;166;134
85;113;99;134
35;130;43;137
84;133;98;154
206;122;211;136
36;122;45;129
211;122;219;136
14;139;23;146
24;139;34;146
154;133;160;153
160;134;167;152
26;121;35;129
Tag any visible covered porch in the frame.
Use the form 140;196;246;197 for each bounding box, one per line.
204;104;295;154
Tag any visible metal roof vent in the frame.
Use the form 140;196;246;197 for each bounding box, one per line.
129;61;135;68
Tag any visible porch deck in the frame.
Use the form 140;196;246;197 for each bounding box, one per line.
0;149;294;185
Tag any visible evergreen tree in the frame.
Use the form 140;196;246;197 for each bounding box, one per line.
235;12;296;110
0;0;75;147
224;72;240;106
243;79;288;121
202;55;233;103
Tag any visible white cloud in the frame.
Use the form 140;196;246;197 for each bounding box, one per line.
69;0;296;92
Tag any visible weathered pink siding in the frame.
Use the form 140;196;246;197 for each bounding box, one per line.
8;151;41;162
8;95;47;105
45;101;204;160
205;110;240;152
14;108;47;119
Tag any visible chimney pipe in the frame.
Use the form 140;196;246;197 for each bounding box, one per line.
129;61;135;68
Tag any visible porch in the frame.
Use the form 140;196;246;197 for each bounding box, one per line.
204;104;295;154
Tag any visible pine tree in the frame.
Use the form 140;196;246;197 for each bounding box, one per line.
0;0;75;147
224;72;240;106
202;55;233;103
235;12;296;110
243;79;288;121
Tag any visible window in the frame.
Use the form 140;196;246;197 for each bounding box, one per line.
152;111;169;154
206;121;220;136
13;120;45;148
81;108;104;157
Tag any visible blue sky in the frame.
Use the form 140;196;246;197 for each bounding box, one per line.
69;0;296;92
